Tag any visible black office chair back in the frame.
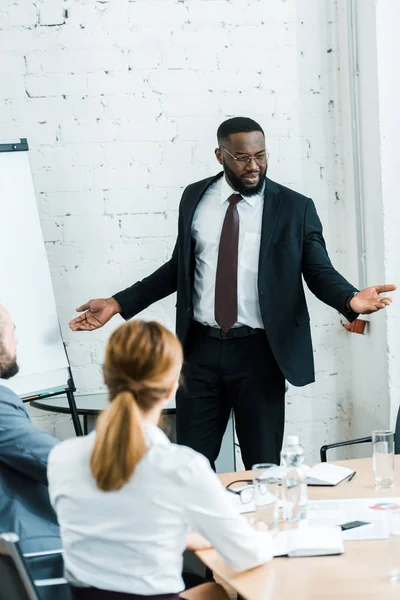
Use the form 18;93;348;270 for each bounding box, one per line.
0;533;39;600
394;407;400;455
321;405;400;462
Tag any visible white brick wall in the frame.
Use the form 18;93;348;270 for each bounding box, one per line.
2;0;357;460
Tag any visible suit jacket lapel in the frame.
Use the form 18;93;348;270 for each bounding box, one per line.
260;178;281;265
183;172;223;277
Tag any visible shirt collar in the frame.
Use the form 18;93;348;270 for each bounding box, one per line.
90;421;170;447
220;175;264;207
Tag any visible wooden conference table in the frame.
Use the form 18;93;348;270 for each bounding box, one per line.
197;457;400;600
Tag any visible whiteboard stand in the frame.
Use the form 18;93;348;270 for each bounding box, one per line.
65;363;83;436
0;138;83;436
65;385;83;436
23;344;83;437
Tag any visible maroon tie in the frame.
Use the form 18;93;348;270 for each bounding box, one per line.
215;193;242;332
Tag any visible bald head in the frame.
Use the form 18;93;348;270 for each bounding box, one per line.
0;305;19;380
0;305;7;331
0;305;9;343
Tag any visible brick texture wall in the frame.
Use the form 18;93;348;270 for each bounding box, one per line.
1;0;355;460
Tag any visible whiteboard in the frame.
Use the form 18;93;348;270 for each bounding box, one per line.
0;143;70;398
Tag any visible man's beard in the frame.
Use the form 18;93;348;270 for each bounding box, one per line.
0;345;19;380
223;161;267;197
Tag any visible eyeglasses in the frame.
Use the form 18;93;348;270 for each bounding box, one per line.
221;146;269;166
226;479;254;504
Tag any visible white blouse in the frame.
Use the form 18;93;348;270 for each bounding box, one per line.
48;424;272;595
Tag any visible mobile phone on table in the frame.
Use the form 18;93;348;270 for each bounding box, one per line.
340;520;370;531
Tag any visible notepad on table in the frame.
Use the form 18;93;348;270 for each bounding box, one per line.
305;463;355;486
264;463;354;486
273;526;344;558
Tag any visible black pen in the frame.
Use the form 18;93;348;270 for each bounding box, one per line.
347;471;356;482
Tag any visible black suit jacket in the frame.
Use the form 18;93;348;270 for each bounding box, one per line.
114;174;358;386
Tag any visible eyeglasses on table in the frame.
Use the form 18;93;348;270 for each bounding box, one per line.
226;479;254;504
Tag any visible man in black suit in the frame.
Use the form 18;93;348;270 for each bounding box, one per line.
70;117;395;469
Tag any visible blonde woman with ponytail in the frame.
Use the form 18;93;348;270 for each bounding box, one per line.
48;320;272;600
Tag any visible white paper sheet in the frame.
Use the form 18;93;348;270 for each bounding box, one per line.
0;150;70;397
307;497;398;540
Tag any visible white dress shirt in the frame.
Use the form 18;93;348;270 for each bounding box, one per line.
47;423;272;596
191;175;264;329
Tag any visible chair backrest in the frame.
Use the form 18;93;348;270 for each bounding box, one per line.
0;533;39;600
395;406;400;455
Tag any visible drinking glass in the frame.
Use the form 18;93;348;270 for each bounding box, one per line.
386;508;400;581
252;463;279;531
372;430;395;489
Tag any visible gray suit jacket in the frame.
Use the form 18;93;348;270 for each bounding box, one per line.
0;385;61;565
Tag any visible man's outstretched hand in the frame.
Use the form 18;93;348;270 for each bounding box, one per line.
69;297;121;331
350;284;397;315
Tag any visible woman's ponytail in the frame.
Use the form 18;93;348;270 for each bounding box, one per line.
90;319;183;492
90;390;147;491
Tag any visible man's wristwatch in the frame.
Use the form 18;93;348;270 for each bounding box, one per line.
345;291;358;312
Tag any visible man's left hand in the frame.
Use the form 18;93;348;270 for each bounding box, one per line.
350;284;397;314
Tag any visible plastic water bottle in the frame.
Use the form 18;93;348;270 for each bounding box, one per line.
281;435;308;523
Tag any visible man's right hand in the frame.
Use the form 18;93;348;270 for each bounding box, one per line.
69;297;121;331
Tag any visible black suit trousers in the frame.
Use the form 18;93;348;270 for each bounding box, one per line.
176;324;286;470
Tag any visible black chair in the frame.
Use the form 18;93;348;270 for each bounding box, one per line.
0;533;70;600
320;407;400;462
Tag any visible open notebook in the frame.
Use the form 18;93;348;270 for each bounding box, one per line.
273;526;344;558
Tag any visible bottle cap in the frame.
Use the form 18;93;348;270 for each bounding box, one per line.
286;435;299;446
